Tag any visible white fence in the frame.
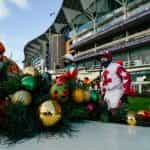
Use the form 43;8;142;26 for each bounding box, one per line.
133;81;150;94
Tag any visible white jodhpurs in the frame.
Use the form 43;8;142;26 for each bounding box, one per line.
104;88;123;110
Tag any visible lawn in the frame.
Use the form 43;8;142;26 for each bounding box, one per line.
128;96;150;111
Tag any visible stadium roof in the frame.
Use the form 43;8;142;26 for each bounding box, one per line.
24;0;134;64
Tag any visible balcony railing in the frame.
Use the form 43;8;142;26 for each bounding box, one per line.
124;60;143;68
134;81;150;94
77;62;150;75
70;0;150;45
75;28;150;59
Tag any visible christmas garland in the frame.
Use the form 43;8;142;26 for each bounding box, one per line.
0;65;150;144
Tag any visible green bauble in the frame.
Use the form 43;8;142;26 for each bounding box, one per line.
21;76;37;91
90;91;100;102
50;83;69;103
0;62;4;71
0;61;9;71
0;61;9;80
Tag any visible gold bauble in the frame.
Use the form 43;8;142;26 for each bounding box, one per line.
23;66;39;76
84;90;90;102
137;110;145;116
72;89;85;103
11;90;32;106
127;111;137;126
39;100;62;127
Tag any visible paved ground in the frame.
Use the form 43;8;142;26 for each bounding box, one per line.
1;121;150;150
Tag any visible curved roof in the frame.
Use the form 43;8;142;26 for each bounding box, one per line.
24;0;122;64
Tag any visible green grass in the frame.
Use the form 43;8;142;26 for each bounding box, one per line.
128;96;150;111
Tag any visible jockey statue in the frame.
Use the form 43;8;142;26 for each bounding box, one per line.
99;51;134;115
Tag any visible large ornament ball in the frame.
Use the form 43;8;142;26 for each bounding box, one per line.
21;76;37;91
11;90;32;106
23;66;39;77
39;100;62;127
137;110;145;116
90;91;100;102
0;62;5;71
72;88;85;103
137;110;150;118
84;90;91;102
50;83;69;103
86;103;95;112
127;111;137;126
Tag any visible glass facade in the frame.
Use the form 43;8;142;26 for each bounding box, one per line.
77;58;100;69
77;45;150;69
130;46;150;65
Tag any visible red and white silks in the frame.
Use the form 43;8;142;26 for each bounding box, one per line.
100;62;134;109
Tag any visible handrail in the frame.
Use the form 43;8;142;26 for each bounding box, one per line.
75;28;150;58
70;0;150;40
134;81;150;85
72;64;150;74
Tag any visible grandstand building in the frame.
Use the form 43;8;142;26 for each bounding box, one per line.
24;0;150;93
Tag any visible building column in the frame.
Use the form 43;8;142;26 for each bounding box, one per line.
39;41;47;72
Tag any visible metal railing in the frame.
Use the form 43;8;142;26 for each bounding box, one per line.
124;60;143;68
134;81;150;94
75;28;150;58
70;0;150;43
